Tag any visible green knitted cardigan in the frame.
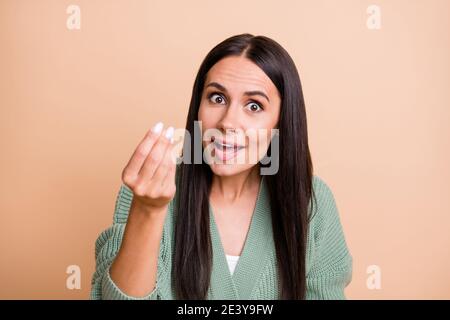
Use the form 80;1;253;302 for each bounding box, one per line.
90;171;353;300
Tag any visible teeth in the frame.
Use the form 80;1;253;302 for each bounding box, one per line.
214;141;242;150
215;141;233;148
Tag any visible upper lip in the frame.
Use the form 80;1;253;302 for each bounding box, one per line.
211;136;245;148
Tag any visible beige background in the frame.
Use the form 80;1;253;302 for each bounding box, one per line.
1;0;449;299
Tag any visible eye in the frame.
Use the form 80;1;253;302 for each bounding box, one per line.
207;92;226;105
245;101;263;113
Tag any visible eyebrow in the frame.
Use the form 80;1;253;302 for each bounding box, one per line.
205;82;270;103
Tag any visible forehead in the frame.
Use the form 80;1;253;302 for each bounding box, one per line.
204;56;279;99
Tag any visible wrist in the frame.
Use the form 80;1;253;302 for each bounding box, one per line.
129;199;168;221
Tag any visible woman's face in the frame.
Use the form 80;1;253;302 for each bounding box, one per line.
198;56;281;177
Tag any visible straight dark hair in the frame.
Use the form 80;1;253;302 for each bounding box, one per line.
172;33;316;299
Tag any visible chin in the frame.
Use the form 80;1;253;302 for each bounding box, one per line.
208;163;255;177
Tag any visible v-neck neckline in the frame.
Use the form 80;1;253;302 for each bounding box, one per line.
208;175;274;299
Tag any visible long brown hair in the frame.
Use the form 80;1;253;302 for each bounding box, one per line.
173;33;316;299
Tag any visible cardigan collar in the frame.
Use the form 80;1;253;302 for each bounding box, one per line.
207;175;276;299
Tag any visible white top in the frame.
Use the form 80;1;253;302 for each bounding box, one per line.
225;254;240;275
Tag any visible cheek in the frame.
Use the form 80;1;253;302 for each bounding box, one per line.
198;103;219;127
198;104;217;148
257;131;273;156
245;126;274;161
198;104;210;130
197;103;207;124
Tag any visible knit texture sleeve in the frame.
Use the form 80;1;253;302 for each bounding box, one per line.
90;183;170;300
305;176;353;300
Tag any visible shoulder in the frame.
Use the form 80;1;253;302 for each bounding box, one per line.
312;175;336;205
307;175;352;277
309;175;340;225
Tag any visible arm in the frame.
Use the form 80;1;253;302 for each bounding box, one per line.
108;201;167;298
90;123;177;300
90;185;172;300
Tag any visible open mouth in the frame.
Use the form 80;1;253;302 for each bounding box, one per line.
211;136;245;161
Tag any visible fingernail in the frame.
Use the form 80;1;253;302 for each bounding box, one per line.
165;126;174;140
152;122;163;134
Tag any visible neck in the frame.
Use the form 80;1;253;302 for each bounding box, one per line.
211;166;261;202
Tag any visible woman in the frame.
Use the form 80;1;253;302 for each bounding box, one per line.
90;33;352;300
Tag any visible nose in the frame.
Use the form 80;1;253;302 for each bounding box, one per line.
217;103;240;133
